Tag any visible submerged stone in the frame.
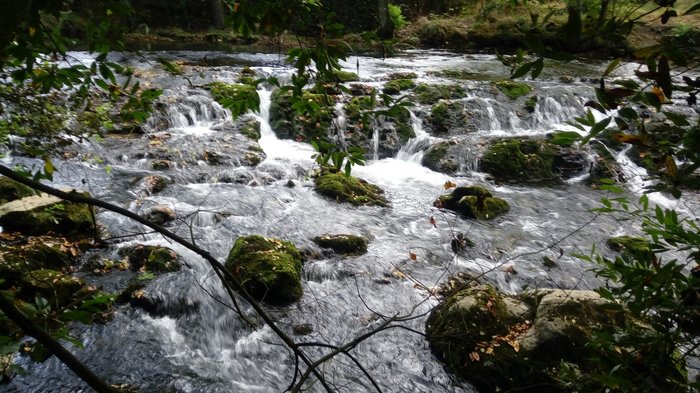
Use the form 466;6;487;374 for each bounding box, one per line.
314;171;389;207
435;186;510;220
121;244;181;273
225;235;304;306
312;234;368;255
0;193;94;236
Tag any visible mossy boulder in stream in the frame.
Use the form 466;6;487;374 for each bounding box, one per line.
0;240;73;281
607;235;652;258
314;171;389;207
20;269;86;307
0;193;94;236
269;89;334;142
207;82;260;113
422;141;459;174
120;244;182;273
225;235;304;306
414;83;464;104
494;80;533;100
312;234;368;256
428;101;467;134
0;177;34;205
480;138;558;184
434;186;509;220
383;79;416;95
427;285;677;393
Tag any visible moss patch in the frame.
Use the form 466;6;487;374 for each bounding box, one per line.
494;80;533;100
312;234;368;255
332;70;360;82
225;235;303;306
0;177;34;205
607;236;652;257
414;83;464;104
269;89;334;142
120;245;181;273
208;82;260;112
314;171;389;207
0;194;94;236
383;79;416;95
480;138;559;184
240;118;261;141
428;101;466;134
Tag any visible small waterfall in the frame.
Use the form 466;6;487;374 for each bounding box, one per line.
147;91;229;135
396;111;431;163
332;103;347;148
255;88;314;162
486;104;502;131
612;145;680;209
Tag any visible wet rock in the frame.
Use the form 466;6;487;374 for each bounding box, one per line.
142;205;177;225
349;83;375;96
0;177;34;205
312;234;368;256
20;269;85;307
0;240;74;280
552;147;590;178
225;235;304;306
314;171;389;207
607;235;652;257
239;117;261;141
292;323;314;336
151;160;172;170
269;89;334;142
428;101;468;134
120;245;181;273
422;141;459;174
382;79;416;95
413;83;464;105
0;193;94;236
207;82;259;111
140;175;169;194
332;70;359;82
493;80;533;100
426;285;671;393
480;138;559;184
435;186;510;220
387;72;417;80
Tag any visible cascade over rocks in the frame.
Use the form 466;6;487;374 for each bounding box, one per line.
435;186;510;220
0;192;94;236
427;284;676;393
225;235;304;306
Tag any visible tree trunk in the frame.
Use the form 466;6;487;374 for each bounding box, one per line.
209;0;225;29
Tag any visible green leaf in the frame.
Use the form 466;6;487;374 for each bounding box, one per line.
511;61;534;79
582;117;612;144
531;58;544;79
603;58;622;77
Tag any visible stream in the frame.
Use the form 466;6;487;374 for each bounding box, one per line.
2;50;699;393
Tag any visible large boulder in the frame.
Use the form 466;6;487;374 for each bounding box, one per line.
426;285;670;393
225;235;304;306
0;193;94;236
480;138;558;184
434;186;509;220
315;171;389;207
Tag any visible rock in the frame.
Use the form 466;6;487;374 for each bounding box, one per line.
332;70;359;82
314;171;389;207
225;235;304;306
382;79;416;95
387;72;417;80
552;147;590;179
269;89;334;142
428;101;468;134
426;285;673;393
0;193;94;236
0;240;73;280
413;83;464;105
607;235;652;257
493;80;533;100
292;323;314;336
239;117;261;140
480;138;559;184
207;82;260;111
312;234;368;255
120;245;181;273
20;269;85;307
142;205;176;225
140;175;169;194
0;177;34;205
151;160;172;170
435;186;510;220
422;141;459;174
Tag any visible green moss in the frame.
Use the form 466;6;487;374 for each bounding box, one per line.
387;72;417;80
208;82;259;107
121;245;181;273
0;177;34;205
225;235;303;306
435;186;510;220
332;70;360;82
314;171;389;207
382;79;416;95
20;269;85;307
240;118;261;140
269;89;334;141
0;242;72;282
428;101;466;134
0;196;94;236
312;234;368;255
524;95;538;113
387;106;415;142
480;138;558;184
494;80;533;100
344;95;376;123
414;83;464;104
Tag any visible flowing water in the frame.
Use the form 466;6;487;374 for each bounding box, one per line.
3;50;699;393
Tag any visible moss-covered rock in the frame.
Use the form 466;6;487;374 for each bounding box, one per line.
426;286;672;393
332;70;360;82
413;83;464;104
120;244;181;273
607;235;652;256
382;79;416;95
207;82;260;111
0;177;34;205
314;171;389;207
0;193;94;236
494;80;533;100
435;186;510;220
240;117;261;140
428;101;467;134
312;234;368;255
225;235;303;306
480;138;558;184
422;141;459;173
0;241;73;282
524;95;538;113
20;269;85;307
269;89;334;142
